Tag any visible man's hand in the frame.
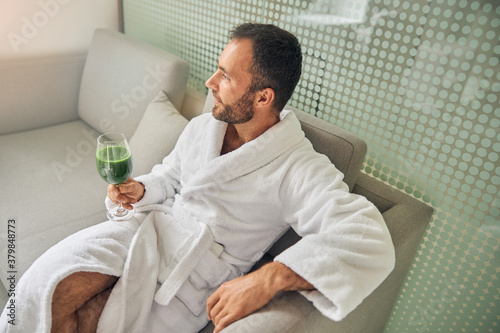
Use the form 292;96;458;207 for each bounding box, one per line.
107;178;145;210
207;261;314;333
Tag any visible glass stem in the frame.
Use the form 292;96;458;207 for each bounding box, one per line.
115;184;127;217
116;202;126;215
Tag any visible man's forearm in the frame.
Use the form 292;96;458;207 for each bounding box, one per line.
265;261;315;293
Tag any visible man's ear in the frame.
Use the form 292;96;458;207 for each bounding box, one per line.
255;88;275;108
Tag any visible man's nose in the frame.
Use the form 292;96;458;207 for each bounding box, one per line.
206;72;218;90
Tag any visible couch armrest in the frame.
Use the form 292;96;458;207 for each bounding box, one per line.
212;173;433;333
215;291;329;333
0;54;86;135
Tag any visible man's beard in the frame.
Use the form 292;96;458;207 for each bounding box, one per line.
212;90;255;124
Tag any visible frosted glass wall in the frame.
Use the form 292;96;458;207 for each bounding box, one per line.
122;0;499;331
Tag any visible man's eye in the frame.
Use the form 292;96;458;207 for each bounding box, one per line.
222;73;228;80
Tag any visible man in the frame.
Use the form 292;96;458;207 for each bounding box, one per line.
1;23;394;333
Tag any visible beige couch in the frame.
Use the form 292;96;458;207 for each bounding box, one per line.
0;29;433;332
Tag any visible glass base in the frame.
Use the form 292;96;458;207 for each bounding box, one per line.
107;206;135;221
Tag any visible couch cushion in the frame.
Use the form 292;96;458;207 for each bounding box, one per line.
0;121;107;289
0;54;86;135
129;91;189;177
78;29;189;138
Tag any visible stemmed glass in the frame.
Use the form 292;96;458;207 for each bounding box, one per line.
96;132;135;221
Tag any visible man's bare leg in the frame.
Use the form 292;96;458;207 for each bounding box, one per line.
77;288;113;332
51;271;118;333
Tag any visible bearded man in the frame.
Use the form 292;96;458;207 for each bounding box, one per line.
1;23;394;333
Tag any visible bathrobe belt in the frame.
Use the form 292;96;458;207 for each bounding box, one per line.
134;204;252;307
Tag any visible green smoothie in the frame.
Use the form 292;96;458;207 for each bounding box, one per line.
96;146;133;185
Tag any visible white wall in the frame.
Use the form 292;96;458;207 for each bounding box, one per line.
0;0;120;60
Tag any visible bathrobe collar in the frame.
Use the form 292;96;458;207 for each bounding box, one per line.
190;110;305;187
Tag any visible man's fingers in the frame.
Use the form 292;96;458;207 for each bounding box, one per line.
112;185;120;195
107;185;120;205
115;193;128;203
118;184;135;194
207;287;241;332
206;293;220;320
108;184;120;198
108;189;135;209
214;312;237;333
116;179;145;203
118;178;138;193
122;203;134;210
210;301;227;324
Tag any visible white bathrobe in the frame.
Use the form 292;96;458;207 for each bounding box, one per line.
0;110;395;332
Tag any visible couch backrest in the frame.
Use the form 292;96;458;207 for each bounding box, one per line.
0;54;86;135
78;29;189;139
289;106;367;191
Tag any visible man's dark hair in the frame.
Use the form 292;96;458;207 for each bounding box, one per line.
229;23;302;112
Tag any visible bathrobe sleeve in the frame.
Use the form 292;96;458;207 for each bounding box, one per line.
122;120;195;208
274;150;395;322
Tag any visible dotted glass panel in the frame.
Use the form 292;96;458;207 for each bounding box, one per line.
123;0;500;331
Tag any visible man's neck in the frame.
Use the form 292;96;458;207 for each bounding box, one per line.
221;112;280;155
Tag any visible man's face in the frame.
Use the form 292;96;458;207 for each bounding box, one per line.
206;39;256;124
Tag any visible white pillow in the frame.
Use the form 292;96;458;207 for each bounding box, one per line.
129;91;188;177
